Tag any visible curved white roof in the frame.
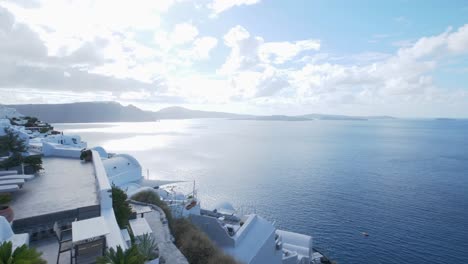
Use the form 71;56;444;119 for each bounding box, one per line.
102;154;142;186
92;146;108;158
214;201;236;214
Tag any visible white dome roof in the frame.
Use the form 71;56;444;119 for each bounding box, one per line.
214;201;236;214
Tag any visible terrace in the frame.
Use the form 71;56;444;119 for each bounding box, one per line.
10;157;100;234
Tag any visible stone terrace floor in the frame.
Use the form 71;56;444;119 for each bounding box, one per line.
10;157;98;220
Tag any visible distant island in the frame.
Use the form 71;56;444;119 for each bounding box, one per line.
5;101;396;123
233;115;313;121
435;118;457;121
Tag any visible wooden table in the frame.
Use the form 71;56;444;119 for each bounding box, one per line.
72;216;110;244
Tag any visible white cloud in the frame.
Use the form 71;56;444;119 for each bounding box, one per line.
219;25;264;74
259;40;320;64
216;24;468;116
191;37;219;59
398;25;468;59
209;0;260;15
447;24;468;53
220;25;321;75
171;23;199;45
0;0;467;117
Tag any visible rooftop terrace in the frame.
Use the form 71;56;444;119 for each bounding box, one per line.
10;157;99;233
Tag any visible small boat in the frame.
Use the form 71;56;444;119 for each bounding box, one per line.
362;232;369;237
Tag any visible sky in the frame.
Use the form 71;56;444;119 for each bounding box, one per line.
0;0;467;117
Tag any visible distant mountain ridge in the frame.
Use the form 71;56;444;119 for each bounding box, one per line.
5;102;395;123
154;106;253;120
6;102;155;123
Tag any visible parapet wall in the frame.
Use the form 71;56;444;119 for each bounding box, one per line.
42;142;81;158
91;149;127;250
91;150;112;210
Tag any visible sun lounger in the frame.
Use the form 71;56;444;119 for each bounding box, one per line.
0;174;35;181
0;171;18;176
0;179;25;188
0;185;20;193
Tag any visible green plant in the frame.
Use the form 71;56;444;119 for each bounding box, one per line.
131;191;239;263
0;194;11;207
39;127;49;134
0;153;22;170
80;149;93;162
96;245;145;264
24;117;38;128
23;155;43;172
207;253;239;264
172;218;239;264
0;129;27;154
112;186;132;229
0;241;46;264
136;233;158;261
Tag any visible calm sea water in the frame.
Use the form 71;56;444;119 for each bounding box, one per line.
55;119;468;264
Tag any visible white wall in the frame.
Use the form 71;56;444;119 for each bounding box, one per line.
42;142;81;158
91;150;127;250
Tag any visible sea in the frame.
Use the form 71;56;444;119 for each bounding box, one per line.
54;119;468;264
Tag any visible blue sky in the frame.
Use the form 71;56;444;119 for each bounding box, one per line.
0;0;467;117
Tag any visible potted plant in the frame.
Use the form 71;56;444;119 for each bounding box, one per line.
0;194;13;223
80;149;93;162
0;241;46;263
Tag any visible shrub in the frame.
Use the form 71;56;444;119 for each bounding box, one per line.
0;194;11;209
178;229;216;264
131;190;162;205
0;241;46;264
131;190;174;231
173;218;240;264
0;153;22;170
39;127;50;134
23;155;43;172
80;149;93;162
112;186;132;229
0;129;27;154
97;245;145;264
132;190;240;264
207;253;239;264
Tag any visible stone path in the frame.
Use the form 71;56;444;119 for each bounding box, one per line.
130;201;188;264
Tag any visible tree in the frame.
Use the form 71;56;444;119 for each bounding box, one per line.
0;153;22;170
0;129;27;154
23;155;43;172
96;245;145;264
112;186;132;229
0;241;46;264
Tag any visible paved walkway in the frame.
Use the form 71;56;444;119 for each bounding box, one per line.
130;201;188;264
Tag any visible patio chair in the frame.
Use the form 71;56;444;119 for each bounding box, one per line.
53;221;73;264
74;237;106;264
